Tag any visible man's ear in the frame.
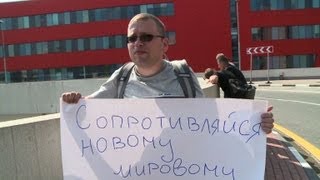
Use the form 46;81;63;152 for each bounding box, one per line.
162;37;169;53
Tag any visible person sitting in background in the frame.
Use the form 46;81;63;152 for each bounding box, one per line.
217;53;236;67
203;68;215;80
206;53;249;98
203;67;219;84
216;53;246;84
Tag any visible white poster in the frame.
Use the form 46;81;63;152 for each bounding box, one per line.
60;98;268;180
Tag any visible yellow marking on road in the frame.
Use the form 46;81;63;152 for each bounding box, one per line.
274;123;320;162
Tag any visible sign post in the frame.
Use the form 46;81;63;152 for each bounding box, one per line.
246;45;274;84
267;51;270;83
249;54;253;84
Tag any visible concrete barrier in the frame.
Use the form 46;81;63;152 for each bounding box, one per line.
0;83;219;179
197;78;220;98
0;79;104;115
0;113;62;180
0;78;220;115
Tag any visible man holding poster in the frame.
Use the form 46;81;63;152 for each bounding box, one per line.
61;13;274;180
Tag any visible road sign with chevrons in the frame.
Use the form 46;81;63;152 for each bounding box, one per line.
246;46;274;55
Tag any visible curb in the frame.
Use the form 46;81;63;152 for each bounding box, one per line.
272;131;320;179
256;84;320;87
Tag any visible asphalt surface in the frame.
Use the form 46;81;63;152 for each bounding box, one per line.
253;78;320;178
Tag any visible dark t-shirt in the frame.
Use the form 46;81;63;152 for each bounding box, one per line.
225;65;247;84
216;71;232;97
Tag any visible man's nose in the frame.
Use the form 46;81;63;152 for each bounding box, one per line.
133;38;144;46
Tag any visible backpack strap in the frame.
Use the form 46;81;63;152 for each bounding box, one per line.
117;62;135;98
171;60;196;98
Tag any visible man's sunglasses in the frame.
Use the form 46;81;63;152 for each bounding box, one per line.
127;34;164;43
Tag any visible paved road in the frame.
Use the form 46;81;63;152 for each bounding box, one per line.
255;86;320;149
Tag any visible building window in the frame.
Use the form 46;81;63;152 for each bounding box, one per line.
102;37;109;49
66;40;72;52
8;44;14;57
43;42;48;54
40;15;46;27
253;54;316;69
252;24;320;40
70;12;77;24
104;8;113;21
52;13;59;25
314;25;320;38
75;11;83;23
2;2;175;30
23;16;30;28
93;9;102;21
83;39;90;50
77;39;84;51
3;31;175;57
82;10;89;23
25;43;31;55
271;27;278;40
115;35;123;48
0;45;3;57
140;5;147;13
167;32;176;45
17;17;24;29
59;40;66;52
109;36;115;48
96;37;104;49
127;6;135;18
313;0;320;7
35;15;41;27
251;0;320;10
89;38;96;50
251;28;261;40
64;12;71;24
35;42;42;54
3;63;124;83
46;14;53;26
71;39;77;51
113;7;121;19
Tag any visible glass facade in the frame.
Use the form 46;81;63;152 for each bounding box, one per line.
252;24;320;40
0;64;122;83
0;30;176;83
249;1;319;72
0;2;174;30
230;0;239;67
253;54;316;69
251;0;320;11
0;32;176;58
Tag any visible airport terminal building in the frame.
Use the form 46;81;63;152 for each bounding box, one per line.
0;0;319;82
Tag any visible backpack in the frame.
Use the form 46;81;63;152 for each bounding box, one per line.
224;70;256;99
116;60;196;98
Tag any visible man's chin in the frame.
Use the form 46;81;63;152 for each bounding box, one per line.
133;56;148;63
132;59;147;66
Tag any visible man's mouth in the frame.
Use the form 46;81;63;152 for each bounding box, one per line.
135;50;147;55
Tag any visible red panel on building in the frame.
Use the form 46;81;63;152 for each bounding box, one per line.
0;0;319;74
0;0;231;72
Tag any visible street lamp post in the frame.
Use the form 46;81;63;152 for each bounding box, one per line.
0;20;8;84
235;0;241;70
